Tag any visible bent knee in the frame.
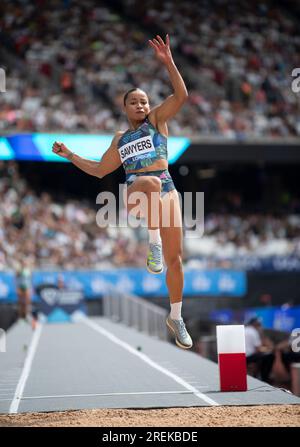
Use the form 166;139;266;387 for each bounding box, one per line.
137;176;161;192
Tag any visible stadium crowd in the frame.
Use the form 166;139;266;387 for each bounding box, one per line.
1;0;300;138
1;161;299;271
0;160;149;271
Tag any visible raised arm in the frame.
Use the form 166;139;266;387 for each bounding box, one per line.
52;132;123;179
148;35;188;124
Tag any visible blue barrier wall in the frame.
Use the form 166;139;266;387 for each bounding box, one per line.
210;305;300;332
0;268;246;302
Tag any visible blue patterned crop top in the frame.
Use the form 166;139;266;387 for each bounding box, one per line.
117;117;168;172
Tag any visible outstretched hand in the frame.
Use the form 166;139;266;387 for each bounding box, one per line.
148;34;173;65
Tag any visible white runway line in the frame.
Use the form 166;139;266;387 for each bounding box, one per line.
9;323;43;414
20;389;209;400
82;317;219;406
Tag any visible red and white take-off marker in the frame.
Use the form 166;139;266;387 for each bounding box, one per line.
216;325;248;392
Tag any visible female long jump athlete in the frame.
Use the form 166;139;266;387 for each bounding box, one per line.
52;35;192;349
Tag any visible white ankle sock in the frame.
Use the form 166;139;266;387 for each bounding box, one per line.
170;301;182;320
149;229;161;244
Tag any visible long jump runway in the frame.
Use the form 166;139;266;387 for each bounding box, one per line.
0;317;299;414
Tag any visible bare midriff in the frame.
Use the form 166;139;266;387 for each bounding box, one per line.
126;159;168;174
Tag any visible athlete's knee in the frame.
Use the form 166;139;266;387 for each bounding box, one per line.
165;254;183;270
138;176;161;192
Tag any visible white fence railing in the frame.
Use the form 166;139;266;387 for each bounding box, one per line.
103;288;168;341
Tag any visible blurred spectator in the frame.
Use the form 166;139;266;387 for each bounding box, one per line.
245;316;275;383
15;259;32;320
276;331;300;375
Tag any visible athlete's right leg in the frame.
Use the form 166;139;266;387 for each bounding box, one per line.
125;176;161;227
124;176;163;273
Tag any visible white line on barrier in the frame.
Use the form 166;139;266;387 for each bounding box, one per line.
9;323;43;414
82;317;219;406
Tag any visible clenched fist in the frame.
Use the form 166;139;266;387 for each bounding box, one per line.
52;141;73;159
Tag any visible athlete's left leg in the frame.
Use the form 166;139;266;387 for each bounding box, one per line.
159;190;193;349
159;190;183;303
